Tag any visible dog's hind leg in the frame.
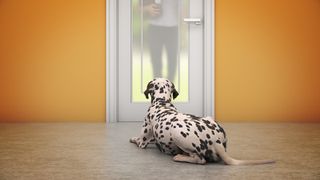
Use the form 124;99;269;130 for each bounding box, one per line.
173;153;206;164
172;142;206;164
170;129;206;164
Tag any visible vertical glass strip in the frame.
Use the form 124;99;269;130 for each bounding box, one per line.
132;0;189;102
177;0;181;93
174;0;189;102
132;0;144;102
140;0;144;93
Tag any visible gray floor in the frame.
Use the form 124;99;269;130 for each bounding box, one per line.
0;122;319;180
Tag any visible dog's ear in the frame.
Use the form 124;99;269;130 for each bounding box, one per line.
144;81;154;99
171;83;179;99
172;89;179;99
144;89;149;99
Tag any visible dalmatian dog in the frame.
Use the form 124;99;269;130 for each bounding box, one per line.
130;78;275;165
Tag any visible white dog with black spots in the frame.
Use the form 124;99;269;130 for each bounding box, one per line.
130;78;275;165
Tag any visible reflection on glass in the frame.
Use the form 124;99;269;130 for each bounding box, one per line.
132;0;189;102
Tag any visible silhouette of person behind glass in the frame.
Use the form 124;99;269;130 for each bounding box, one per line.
144;0;179;82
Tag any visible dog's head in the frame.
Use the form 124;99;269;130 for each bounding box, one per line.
144;78;179;103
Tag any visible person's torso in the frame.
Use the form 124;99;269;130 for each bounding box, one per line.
149;0;179;27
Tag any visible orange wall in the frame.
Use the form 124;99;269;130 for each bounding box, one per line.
215;0;320;122
0;0;319;122
0;0;106;122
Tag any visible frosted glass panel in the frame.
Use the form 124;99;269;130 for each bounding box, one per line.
132;0;189;102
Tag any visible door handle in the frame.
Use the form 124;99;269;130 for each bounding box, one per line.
183;18;202;25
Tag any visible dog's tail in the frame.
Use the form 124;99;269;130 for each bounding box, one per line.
214;144;276;165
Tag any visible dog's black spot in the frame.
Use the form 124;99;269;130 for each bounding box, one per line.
202;119;210;124
204;150;214;162
211;130;215;135
143;137;147;141
217;124;226;138
194;131;199;138
192;143;196;147
180;131;187;138
206;134;210;139
159;130;163;134
202;120;216;130
155;124;159;129
160;87;164;93
216;140;221;144
199;139;208;150
223;142;227;150
196;124;203;132
177;123;183;128
200;144;205;150
144;129;148;134
170;117;178;122
196;146;201;152
165;127;169;130
208;140;213;145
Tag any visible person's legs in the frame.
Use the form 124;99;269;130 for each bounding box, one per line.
148;25;163;78
164;26;178;82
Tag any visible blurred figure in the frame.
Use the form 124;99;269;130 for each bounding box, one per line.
144;0;179;82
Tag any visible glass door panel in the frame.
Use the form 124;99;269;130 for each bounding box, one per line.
132;0;189;102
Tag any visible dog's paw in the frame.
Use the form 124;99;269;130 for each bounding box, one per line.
129;137;139;144
173;154;184;162
129;137;148;149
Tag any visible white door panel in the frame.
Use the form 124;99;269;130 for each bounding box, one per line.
106;0;214;122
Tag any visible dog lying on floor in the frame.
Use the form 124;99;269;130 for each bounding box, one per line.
130;78;275;165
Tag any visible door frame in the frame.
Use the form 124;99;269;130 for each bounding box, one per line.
106;0;215;123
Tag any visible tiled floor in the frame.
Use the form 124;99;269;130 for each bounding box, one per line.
0;122;319;180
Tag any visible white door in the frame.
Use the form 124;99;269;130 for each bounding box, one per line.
107;0;214;122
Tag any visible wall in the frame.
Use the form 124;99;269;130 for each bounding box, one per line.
0;0;106;122
0;0;319;122
215;0;320;122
